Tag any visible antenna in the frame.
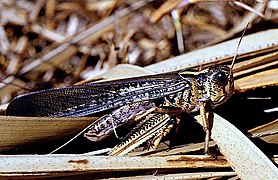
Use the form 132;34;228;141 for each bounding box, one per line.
49;122;95;154
229;22;250;77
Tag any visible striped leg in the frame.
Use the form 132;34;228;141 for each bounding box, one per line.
109;113;174;156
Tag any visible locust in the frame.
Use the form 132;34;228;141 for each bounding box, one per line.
5;65;233;155
5;27;246;156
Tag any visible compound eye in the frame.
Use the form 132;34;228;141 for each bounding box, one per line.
216;72;228;85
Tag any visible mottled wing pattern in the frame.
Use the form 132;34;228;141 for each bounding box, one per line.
6;86;116;117
6;73;191;117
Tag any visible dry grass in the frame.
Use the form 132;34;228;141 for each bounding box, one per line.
0;0;277;179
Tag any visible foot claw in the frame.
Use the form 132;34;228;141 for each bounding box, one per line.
204;149;210;155
204;150;218;160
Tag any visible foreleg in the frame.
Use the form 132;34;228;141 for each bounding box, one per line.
199;101;213;155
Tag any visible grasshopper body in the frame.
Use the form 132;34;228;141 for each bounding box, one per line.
6;65;233;117
6;65;233;155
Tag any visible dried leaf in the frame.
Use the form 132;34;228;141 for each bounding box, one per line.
235;68;278;92
0;115;95;151
194;113;278;180
249;119;278;144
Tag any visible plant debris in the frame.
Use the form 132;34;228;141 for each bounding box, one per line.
0;0;278;179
